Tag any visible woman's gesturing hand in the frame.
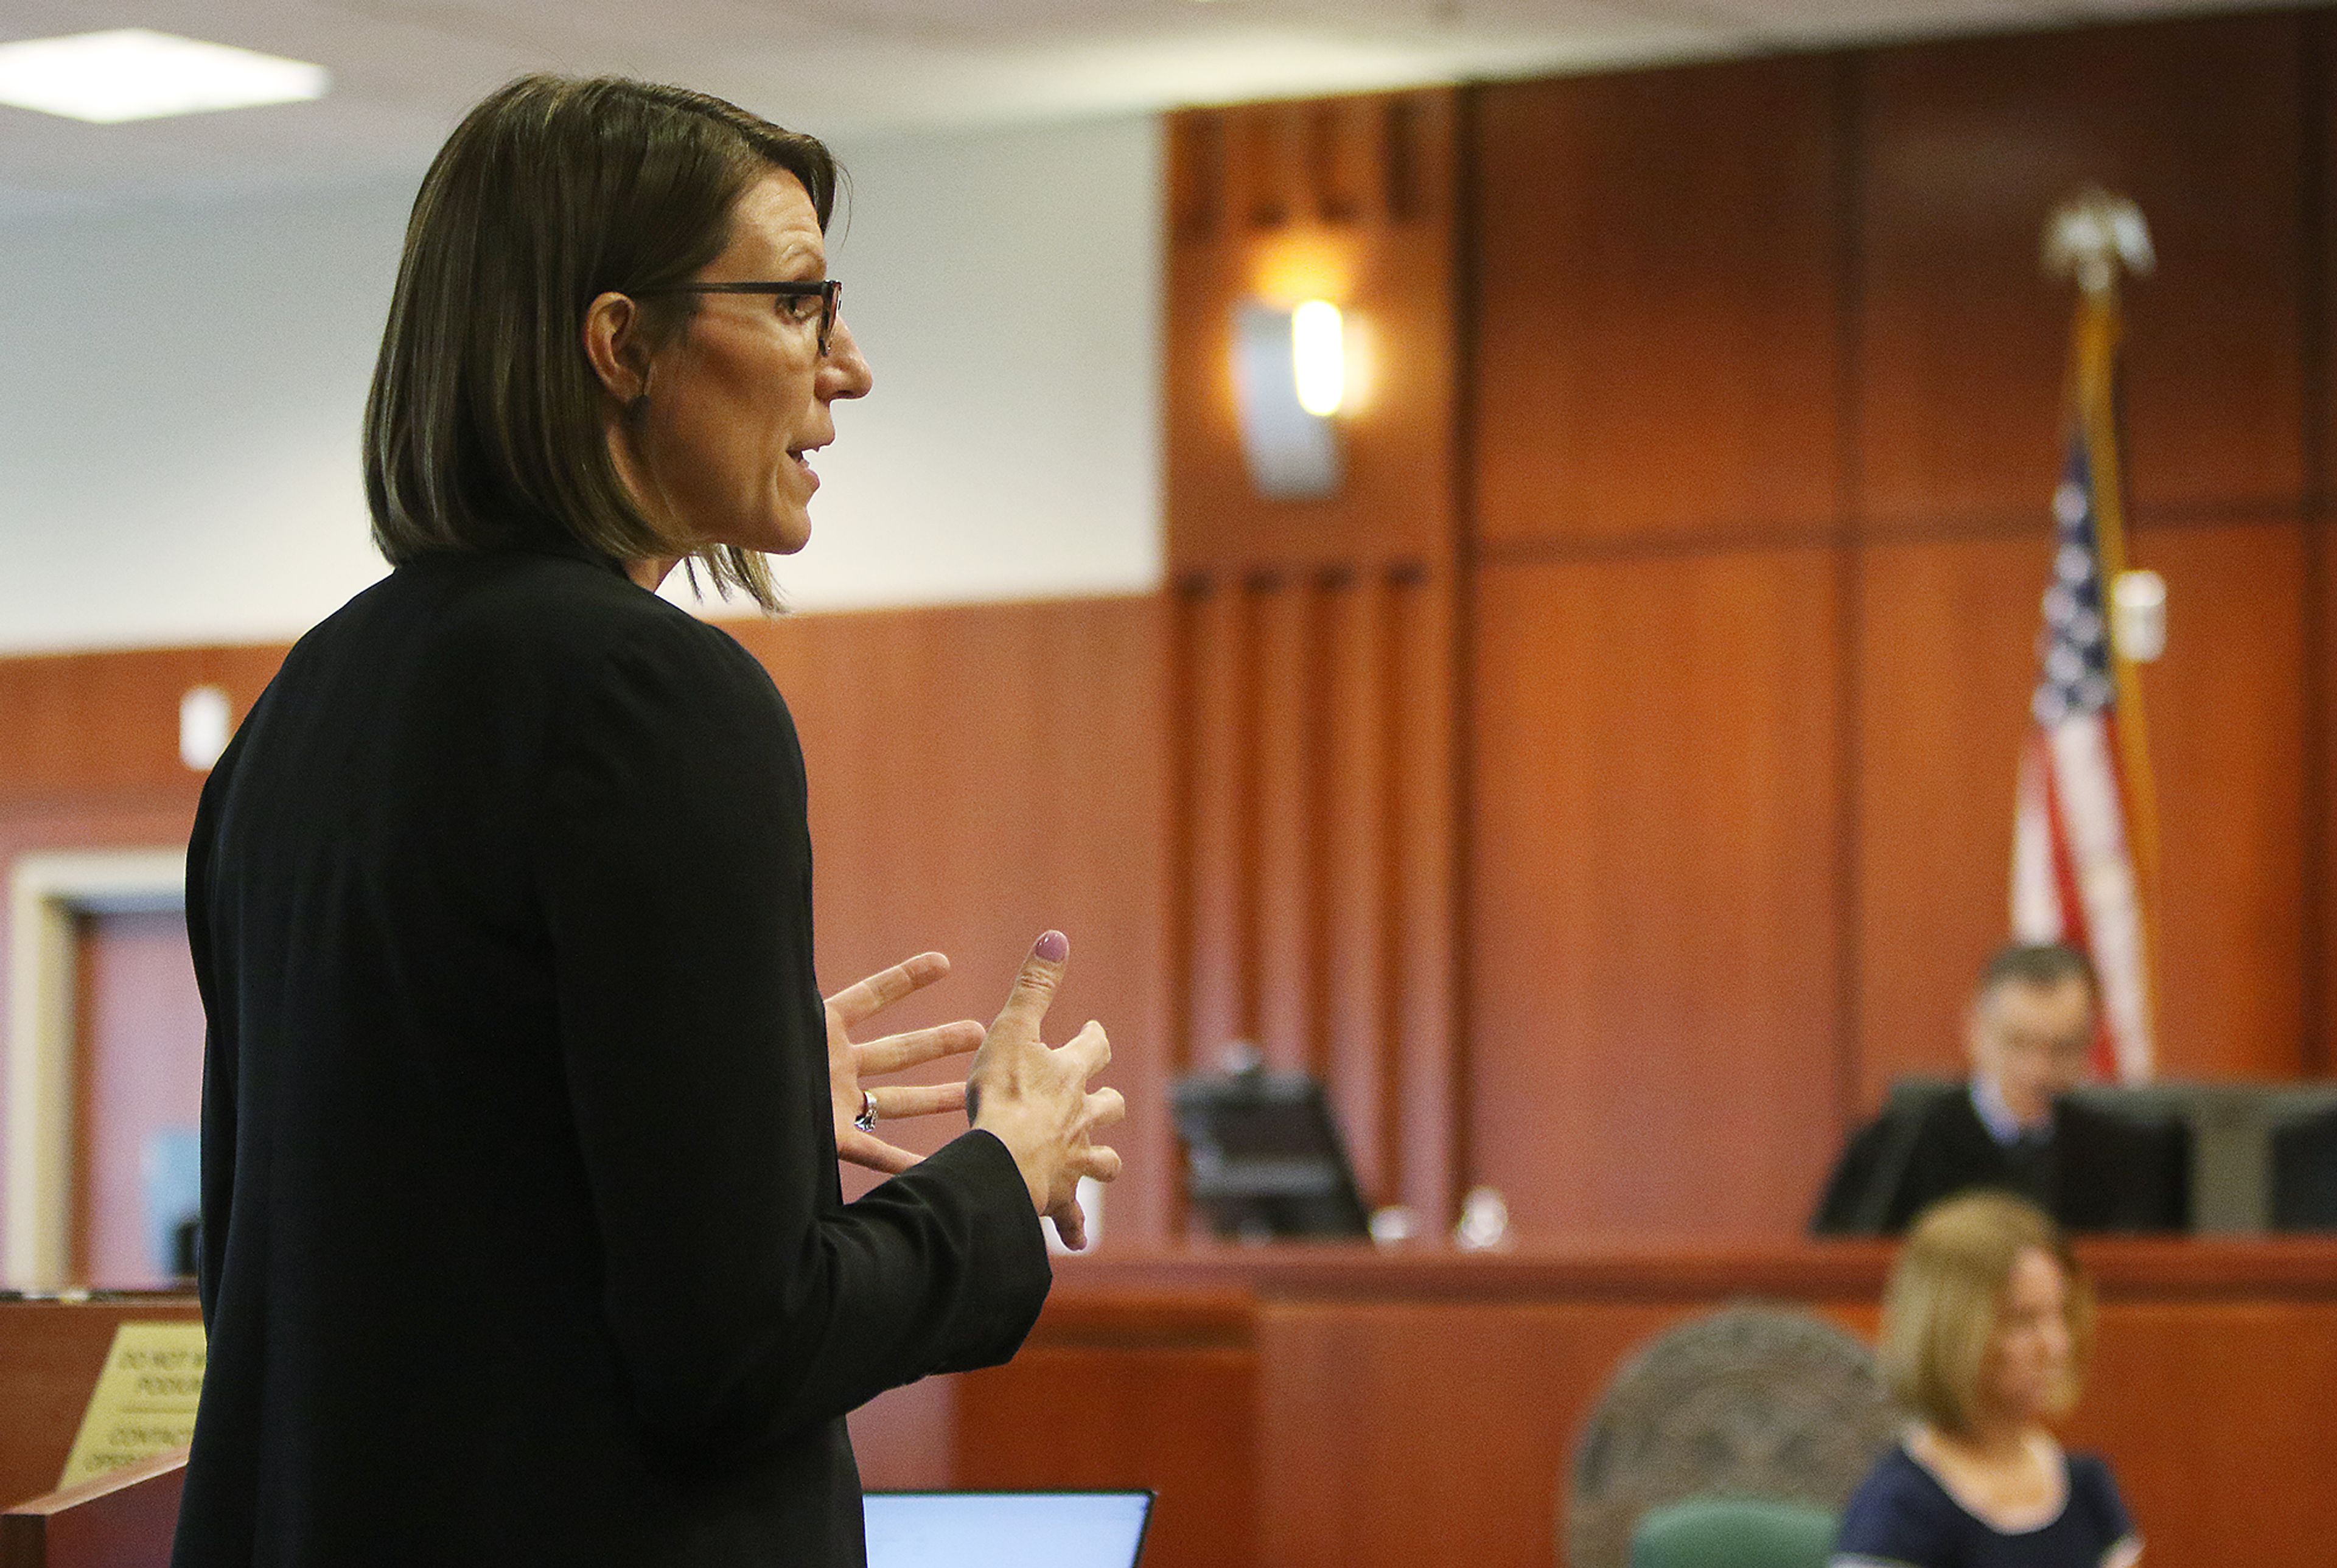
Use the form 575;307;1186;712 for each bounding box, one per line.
967;930;1125;1250
825;952;985;1174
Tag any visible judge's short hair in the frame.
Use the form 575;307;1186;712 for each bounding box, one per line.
1977;941;2098;1002
363;74;838;612
1879;1191;2092;1436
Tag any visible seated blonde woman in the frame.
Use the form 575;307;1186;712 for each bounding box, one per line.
1832;1191;2142;1568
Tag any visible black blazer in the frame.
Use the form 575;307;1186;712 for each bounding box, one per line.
1810;1080;2190;1236
172;545;1050;1567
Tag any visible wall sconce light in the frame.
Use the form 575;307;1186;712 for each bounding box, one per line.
2111;569;2166;662
180;685;231;770
1234;299;1344;500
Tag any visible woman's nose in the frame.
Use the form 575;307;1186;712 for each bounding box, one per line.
821;318;873;400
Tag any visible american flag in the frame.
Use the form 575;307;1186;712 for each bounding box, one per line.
2010;432;2156;1082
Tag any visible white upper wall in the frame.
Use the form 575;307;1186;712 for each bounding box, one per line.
0;115;1162;654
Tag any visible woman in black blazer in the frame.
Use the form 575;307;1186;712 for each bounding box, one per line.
171;75;1122;1567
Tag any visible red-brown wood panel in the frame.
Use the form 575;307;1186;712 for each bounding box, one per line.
2134;520;2308;1080
1467;551;1843;1240
1165;92;1458;576
2066;1299;2337;1567
1857;13;2307;532
1851;532;2041;1103
1259;1297;1882;1568
726;596;1175;1243
1179;583;1251;1072
1247;1262;2337;1568
0;646;284;813
955;1293;1257;1568
1321;577;1392;1204
1166;566;1454;1220
1472;58;1846;548
1390;573;1458;1225
1854;520;2308;1109
2321;523;2337;1079
1254;583;1320;1076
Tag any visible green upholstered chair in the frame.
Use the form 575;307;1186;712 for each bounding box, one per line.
1627;1497;1838;1568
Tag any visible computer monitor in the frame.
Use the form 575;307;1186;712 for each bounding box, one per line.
862;1490;1153;1568
2271;1102;2337;1229
1170;1065;1371;1240
2064;1082;2337;1232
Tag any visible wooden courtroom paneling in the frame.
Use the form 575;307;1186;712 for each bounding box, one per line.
1035;1240;2337;1568
0;646;284;815
2133;520;2308;1081
1165;93;1459;576
1170;570;1459;1223
0;642;290;1263
1856;12;2307;532
1164;92;1466;1228
0;595;1175;1263
954;1291;1257;1568
2069;1298;2337;1568
1850;532;2040;1102
1854;520;2309;1108
1472;57;1846;548
1466;551;1843;1239
725;596;1176;1242
1259;1296;1882;1568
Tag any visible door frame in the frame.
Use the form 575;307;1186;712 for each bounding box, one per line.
4;847;185;1290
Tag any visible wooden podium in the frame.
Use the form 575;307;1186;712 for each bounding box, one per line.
0;1297;198;1568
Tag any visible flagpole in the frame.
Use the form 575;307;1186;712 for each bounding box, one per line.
2044;189;2162;1077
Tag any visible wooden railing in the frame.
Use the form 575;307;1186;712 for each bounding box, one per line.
0;1449;185;1568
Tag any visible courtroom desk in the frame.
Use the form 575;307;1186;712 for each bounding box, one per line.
945;1239;2337;1568
0;1296;200;1511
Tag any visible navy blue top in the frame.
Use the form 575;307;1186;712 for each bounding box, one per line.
1832;1443;2139;1568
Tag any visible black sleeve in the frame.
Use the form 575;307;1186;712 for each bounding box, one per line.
531;615;1050;1458
1812;1115;1889;1235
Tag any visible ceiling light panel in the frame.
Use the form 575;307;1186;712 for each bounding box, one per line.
0;29;330;124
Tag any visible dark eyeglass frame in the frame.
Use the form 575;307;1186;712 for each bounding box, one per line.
631;279;842;355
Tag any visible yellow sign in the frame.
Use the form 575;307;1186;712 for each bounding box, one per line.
58;1320;207;1488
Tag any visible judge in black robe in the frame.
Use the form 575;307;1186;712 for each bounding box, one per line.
1811;943;2187;1236
1811;1080;2188;1234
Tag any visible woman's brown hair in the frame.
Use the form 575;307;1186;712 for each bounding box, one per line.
363;74;838;611
1879;1190;2094;1435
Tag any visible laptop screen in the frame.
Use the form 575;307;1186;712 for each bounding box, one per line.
862;1490;1153;1568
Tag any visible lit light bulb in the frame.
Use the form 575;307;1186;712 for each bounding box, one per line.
1291;300;1344;417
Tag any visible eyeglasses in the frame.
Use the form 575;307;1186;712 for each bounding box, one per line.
631;278;843;356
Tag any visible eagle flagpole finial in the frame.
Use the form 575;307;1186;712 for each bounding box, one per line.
2044;187;2154;298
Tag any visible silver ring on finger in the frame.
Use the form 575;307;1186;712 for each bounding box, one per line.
855;1089;879;1132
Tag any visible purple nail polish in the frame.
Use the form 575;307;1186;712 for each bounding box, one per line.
1035;930;1069;963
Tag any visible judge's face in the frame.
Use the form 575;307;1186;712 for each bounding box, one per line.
599;170;873;557
1979;1246;2074;1427
1966;977;2095;1126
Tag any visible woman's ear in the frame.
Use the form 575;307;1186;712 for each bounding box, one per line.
582;291;652;405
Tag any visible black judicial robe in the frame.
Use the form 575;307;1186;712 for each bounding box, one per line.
172;543;1050;1567
1811;1081;2189;1236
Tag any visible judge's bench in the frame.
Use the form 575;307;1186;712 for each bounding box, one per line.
7;1239;2335;1567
